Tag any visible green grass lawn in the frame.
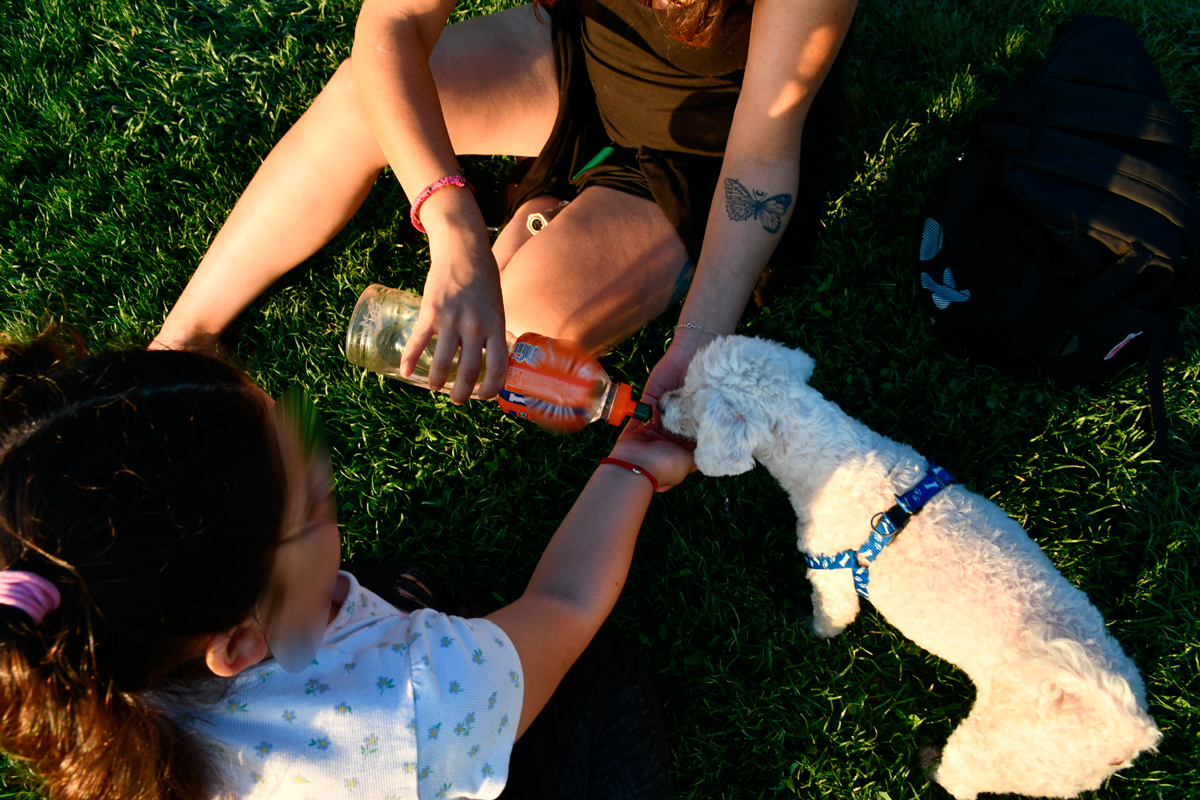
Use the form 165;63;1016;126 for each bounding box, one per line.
2;0;1198;797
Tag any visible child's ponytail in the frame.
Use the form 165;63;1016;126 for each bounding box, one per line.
0;610;210;800
0;334;290;799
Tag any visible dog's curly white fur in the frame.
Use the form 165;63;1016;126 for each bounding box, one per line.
659;335;1159;799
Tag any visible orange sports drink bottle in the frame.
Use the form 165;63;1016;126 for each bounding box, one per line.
345;284;652;435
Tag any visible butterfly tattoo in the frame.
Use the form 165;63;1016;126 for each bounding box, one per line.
724;178;793;234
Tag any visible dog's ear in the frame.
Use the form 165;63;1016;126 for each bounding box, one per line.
693;387;762;476
785;347;816;385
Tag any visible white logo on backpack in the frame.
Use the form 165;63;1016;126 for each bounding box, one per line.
921;268;971;310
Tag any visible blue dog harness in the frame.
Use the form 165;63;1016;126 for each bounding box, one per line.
804;463;955;599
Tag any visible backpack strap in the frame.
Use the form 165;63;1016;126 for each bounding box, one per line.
1004;243;1159;359
987;81;1192;151
1001;125;1200;252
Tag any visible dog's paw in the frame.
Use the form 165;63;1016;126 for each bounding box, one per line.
808;617;848;639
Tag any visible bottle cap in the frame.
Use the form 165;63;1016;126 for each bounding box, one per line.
605;383;654;426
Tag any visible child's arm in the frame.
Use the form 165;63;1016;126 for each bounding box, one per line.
485;425;694;738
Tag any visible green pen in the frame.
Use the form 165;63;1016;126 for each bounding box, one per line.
571;145;616;181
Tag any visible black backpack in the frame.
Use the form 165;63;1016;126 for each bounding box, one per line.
914;15;1199;456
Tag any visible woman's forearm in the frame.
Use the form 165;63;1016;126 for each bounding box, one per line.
352;0;490;240
679;154;801;333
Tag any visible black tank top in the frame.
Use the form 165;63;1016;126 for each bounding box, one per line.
579;0;754;155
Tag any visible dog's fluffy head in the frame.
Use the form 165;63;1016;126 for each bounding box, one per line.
659;335;815;476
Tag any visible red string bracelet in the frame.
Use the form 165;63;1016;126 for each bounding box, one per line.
599;457;659;492
410;174;474;234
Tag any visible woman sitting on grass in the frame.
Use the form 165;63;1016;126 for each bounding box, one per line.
151;0;856;405
0;337;693;799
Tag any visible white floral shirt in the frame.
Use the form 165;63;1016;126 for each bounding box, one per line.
170;572;523;800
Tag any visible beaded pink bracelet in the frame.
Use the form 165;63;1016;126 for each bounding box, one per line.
410;174;474;234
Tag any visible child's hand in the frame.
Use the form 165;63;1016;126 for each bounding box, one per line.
607;420;696;492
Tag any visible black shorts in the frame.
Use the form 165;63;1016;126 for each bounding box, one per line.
509;0;852;283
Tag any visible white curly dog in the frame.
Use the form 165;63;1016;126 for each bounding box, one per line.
658;335;1159;799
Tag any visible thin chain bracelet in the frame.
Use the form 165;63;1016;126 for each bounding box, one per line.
671;322;721;337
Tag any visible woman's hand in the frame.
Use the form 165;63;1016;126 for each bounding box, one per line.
642;326;719;406
607;417;696;492
400;190;509;404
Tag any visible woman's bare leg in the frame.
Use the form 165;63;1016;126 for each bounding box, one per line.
497;187;693;355
152;5;556;352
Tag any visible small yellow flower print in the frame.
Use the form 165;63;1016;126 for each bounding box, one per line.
308;737;330;751
409;631;422;643
360;734;379;756
344;777;358;790
436;784;452;798
250;773;263;784
257;669;273;683
448;681;462;694
391;643;408;653
227;700;248;713
404;763;416;773
440;636;454;647
424;618;433;629
334;702;353;715
281;710;296;723
428;722;442;739
418;766;431;780
498;714;508;734
255;741;272;758
377;676;395;694
482;763;495;778
494;637;505;648
292;775;311;785
509;670;520;688
488;691;497;710
343;662;357;673
468;745;480;758
471;649;486;665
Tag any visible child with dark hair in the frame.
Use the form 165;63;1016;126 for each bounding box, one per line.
0;336;692;799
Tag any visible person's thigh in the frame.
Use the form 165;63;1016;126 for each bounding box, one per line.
431;4;558;157
498;187;693;354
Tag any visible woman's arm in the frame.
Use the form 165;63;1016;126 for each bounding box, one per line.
485;427;694;738
644;0;857;401
352;0;508;403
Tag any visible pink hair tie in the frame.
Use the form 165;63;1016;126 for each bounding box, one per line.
409;174;473;234
0;571;62;625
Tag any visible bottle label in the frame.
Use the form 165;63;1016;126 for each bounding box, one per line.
510;340;542;366
498;334;606;434
497;388;529;421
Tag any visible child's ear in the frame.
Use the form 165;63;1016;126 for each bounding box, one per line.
205;621;269;678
